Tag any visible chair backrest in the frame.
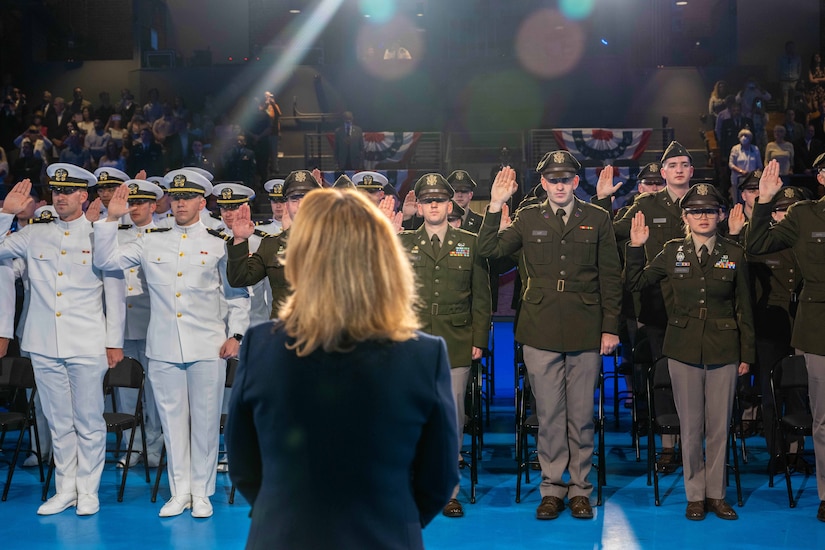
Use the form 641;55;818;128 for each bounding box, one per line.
103;357;144;390
0;356;36;389
225;358;239;389
774;355;808;391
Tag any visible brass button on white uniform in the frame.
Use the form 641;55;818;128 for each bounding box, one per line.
177;312;182;318
55;312;61;317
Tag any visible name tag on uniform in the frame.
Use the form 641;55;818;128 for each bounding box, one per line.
764;259;780;266
674;267;690;274
652;217;667;224
812;232;825;238
532;230;548;236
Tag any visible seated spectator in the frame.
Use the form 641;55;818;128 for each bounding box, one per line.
77;106;95;135
11;138;45;184
142;88;163;123
84;117;110;165
794;123;825;174
783;108;805;143
97;140;127;173
117;89;137;123
95;91;115;123
103;112;128;148
58;129;91;169
171;96;190;123
152;103;176;143
14;122;52;161
127;127;163;176
69;86;92;115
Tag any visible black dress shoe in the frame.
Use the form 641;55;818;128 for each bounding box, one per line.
817;501;825;522
705;498;738;520
685;501;706;521
568;496;594;519
535;496;564;520
442;499;464;518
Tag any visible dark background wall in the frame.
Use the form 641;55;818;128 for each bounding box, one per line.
2;0;822;150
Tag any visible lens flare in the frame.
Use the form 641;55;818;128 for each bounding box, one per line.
560;0;594;20
515;9;586;79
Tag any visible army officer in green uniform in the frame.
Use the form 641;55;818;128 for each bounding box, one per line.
478;151;622;521
398;173;491;519
746;157;825;522
627;183;754;522
226;170;321;317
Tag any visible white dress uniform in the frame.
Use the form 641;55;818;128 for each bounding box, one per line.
115;219;164;465
0;210;124;502
0;257;13;343
254;218;282;236
154;208;224;230
93;217;250;502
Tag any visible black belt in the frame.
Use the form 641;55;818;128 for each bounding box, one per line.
677;307;734;320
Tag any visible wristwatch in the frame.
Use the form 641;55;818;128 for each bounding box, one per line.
232;333;243;342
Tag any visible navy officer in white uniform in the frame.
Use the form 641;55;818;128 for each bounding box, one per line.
113;178;166;468
93;169;250;519
0;165;125;516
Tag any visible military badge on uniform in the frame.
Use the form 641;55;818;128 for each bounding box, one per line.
98;172;109;182
451;243;470;257
676;251;685;262
221;188;233;200
55;168;68;182
128;183;139;195
697;184;709;195
173;174;186;188
426;174;437;186
553;151;565;163
363;175;373;185
455;171;464;181
295;171;306;182
784;188;794;198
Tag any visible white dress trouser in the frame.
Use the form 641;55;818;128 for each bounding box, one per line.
29;352;108;495
148;358;225;498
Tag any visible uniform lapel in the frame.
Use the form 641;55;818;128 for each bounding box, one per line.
437;227;458;261
539;200;564;236
414;226;437;260
560;198;587;237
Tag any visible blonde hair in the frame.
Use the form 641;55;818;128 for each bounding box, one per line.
277;188;420;356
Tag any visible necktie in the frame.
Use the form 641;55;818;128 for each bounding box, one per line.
699;244;709;267
556;209;566;233
431;234;441;256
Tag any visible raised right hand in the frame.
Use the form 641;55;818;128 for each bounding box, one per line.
727;203;745;235
0;179;33;215
232;203;255;241
490;167;518;212
401;190;417;220
595;165;624;200
758;159;783;204
629;211;649;247
105;184;132;221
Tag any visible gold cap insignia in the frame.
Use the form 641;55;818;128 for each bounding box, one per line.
272;183;283;194
128;183;139;195
221;188;233;200
426;174;438;185
784;188;794;198
55;168;68;182
295;171;307;182
455;171;464;180
697;184;709;195
553;151;566;164
651;163;658;172
98;172;109;181
364;175;374;185
172;174;186;188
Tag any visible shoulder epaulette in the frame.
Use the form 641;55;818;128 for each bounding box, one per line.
253;229;272;238
210;212;222;220
118;224;133;230
207;228;231;241
145;227;172;234
254;220;269;226
29;217;54;224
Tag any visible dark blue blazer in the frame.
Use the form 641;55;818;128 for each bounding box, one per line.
227;323;459;550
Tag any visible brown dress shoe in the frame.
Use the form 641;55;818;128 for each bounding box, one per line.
817;501;825;522
705;498;738;520
535;496;564;520
685;501;706;521
659;447;678;475
442;499;464;518
568;496;594;519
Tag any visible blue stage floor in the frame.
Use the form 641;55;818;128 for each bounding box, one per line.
2;321;823;549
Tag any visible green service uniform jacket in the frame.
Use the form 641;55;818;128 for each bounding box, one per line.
478;197;622;353
461;209;483;234
625;236;756;366
746;196;825;355
226;230;289;319
399;226;491;368
595;189;684;327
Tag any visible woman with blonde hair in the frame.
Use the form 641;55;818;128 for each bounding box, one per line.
226;188;459;550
